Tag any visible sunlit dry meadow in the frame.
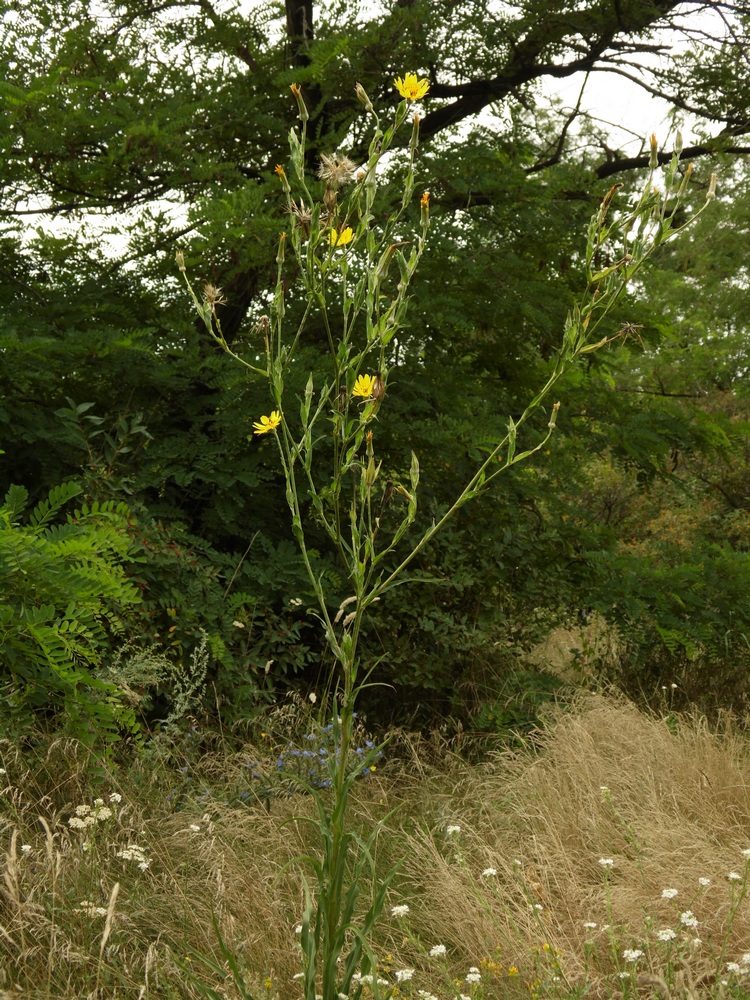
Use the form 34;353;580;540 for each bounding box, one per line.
4;694;750;999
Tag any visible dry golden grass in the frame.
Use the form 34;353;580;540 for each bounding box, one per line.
3;695;750;998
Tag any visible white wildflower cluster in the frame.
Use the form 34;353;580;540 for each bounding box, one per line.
395;969;414;983
656;928;677;942
429;944;447;957
622;948;644;962
116;844;150;870
391;904;410;918
67;796;119;830
417;992;439;1000
680;910;699;929
74;900;109;916
598;858;614;868
480;867;497;877
446;825;461;836
661;887;678;899
726;954;750;977
20;844;31;854
698;877;711;887
583;921;597;930
465;966;481;984
728;871;742;881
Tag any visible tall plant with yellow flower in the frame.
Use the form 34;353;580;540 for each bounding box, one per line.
177;81;715;997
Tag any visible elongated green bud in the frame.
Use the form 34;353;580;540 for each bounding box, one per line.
290;83;309;122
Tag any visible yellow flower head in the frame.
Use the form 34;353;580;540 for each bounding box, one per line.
420;191;430;208
329;226;354;247
352;374;376;398
274;164;285;177
394;73;430;101
252;410;282;435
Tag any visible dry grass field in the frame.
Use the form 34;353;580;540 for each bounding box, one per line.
4;694;750;998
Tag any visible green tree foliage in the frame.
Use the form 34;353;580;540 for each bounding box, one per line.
0;481;140;741
2;0;750;724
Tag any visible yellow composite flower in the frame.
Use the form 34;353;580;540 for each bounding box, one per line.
352;374;376;398
329;226;354;247
252;410;282;435
394;73;430;101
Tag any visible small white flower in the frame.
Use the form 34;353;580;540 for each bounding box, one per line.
395;969;414;983
466;971;481;983
446;825;461;836
108;792;122;804
292;973;304;981
741;848;750;858
74;901;108;916
657;928;676;941
189;824;201;832
0;768;6;775
583;921;597;929
661;888;679;899
417;993;439;1000
391;904;410;918
622;949;644;962
692;938;702;949
68;816;87;829
699;877;711;887
618;971;631;980
138;860;150;871
529;903;543;911
75;805;92;816
727;962;741;974
680;910;699;929
741;953;750;965
728;871;742;881
429;944;447;957
294;923;303;934
93;798;104;807
481;867;497;877
20;844;31;854
598;858;614;868
93;806;112;821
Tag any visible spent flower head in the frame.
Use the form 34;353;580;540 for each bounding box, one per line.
318;153;358;189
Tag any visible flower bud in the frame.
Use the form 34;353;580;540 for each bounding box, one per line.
354;82;374;113
175;249;186;272
290;83;309;122
420;191;430;228
649;133;659;170
706;172;718;201
674;130;683;156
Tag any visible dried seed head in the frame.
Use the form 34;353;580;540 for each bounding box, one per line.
318;153;358;189
203;284;227;308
